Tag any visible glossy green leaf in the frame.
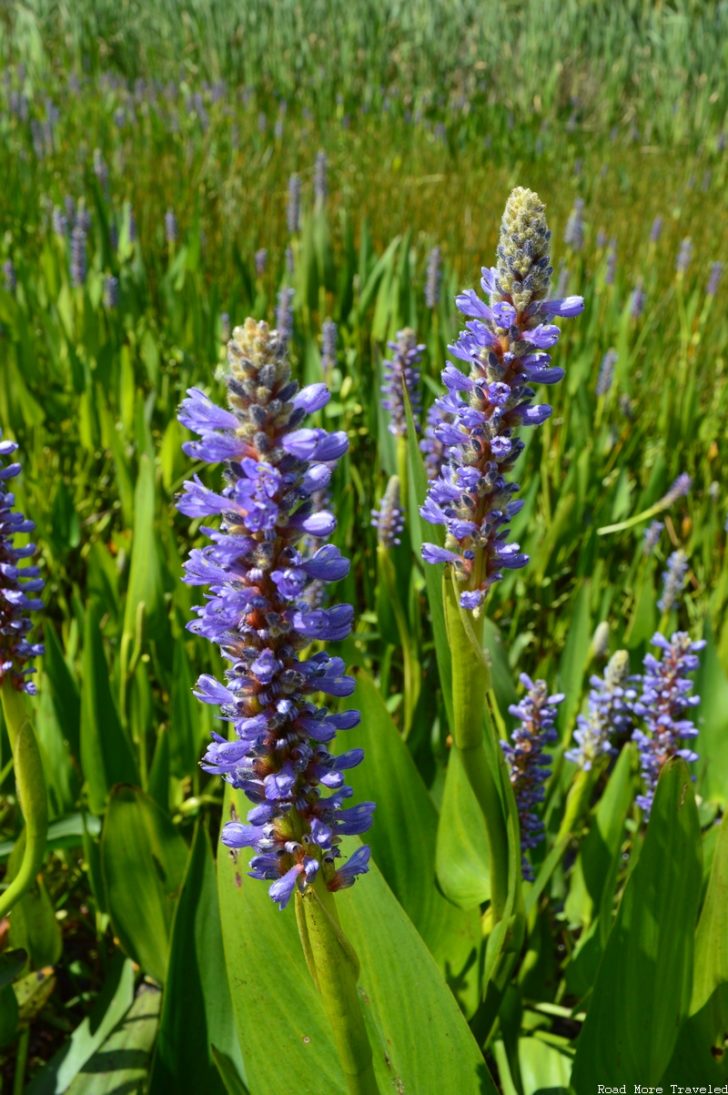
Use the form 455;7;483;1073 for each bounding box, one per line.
695;629;728;804
556;580;592;735
218;788;496;1095
26;954;134;1095
66;985;161;1094
436;747;490;908
121;453;165;649
571;760;702;1088
100;786;188;984
149;825;242;1095
80;608;138;814
342;670;480;1012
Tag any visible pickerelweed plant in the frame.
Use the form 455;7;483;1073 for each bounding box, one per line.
418;188;583;1028
177;318;378;1092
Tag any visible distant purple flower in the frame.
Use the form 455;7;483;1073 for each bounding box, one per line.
287;173;301;234
649;216;663;244
502;675;563;880
3;260;16;294
676;237;693;275
93;148;108;190
381;329;425;437
566;651;635;770
321;319;337;378
275;287;294;348
177;318;373;908
564;198;585;252
372;477;404;547
420;402;449;481
707;262;723;297
632;632;703;816
52;206;68;239
643;520;663;555
425;246;442;308
630;281;645;319
165;209;178;245
103;275;119;308
314;150;328;206
70;224;87;287
0;432;44;693
605;242;617;286
255;248;268;277
658;550;688;614
596;349;617;396
420;187;583;611
661;473;691;506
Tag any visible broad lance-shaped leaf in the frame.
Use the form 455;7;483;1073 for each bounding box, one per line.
339;670;480;1015
100;786;188;985
217;784;496;1095
571;759;701;1088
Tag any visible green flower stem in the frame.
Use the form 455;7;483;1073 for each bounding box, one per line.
376;545;419;738
296;879;379;1095
0;686;48;919
395;435;408;529
443;573;509;922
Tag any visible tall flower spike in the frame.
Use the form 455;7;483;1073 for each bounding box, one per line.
502;674;563;880
371;476;404;547
0;432;44;693
658;549;688;614
631;632;703;817
380;328;425;437
421;186;583;611
565;651;635;770
177;319;373;909
425;246;442;308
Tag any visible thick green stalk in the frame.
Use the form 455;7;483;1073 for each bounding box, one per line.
0;686;48;919
443;574;509;922
296;880;379;1095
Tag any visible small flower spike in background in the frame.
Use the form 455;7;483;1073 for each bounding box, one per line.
0;430;48;919
177;319;378;1092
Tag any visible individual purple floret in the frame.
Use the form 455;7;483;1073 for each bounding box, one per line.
596;349;617;396
707;261;723;297
371;477;404;547
420;187;583;611
658;549;688;614
566;651;635;770
630;281;645;319
70;223;87;287
177;318;373;909
255;248;268;277
381;329;425;437
287;173;301;234
643;520;663;554
321;319;337;378
425;246;442;308
502;674;564;880
0;432;44;694
632;632;703;817
564;197;585;252
314;150;328;206
165;208;178;245
275;287;294;348
676;237;693;275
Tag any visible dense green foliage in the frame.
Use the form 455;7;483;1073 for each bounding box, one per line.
1;2;727;1091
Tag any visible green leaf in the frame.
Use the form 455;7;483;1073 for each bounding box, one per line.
571;760;702;1088
556;580;592;735
100;786;188;984
695;628;728;805
218;790;496;1095
436;747;490;908
122;454;165;649
80;608;138;814
691;811;728;1019
342;671;480;1013
149;825;241;1095
66;985;161;1094
26;954;135;1095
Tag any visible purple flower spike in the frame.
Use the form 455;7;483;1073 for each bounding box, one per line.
502;674;563;881
420;187;582;611
658;550;688;614
0;431;44;693
631;632;704;817
381;328;425;437
565;651;635;770
177;318;373;908
372;476;404;547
